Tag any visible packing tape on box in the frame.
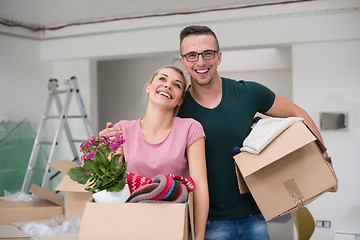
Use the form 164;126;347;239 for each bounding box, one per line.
283;178;305;207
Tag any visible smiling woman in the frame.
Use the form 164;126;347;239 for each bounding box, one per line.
146;66;188;115
99;65;209;240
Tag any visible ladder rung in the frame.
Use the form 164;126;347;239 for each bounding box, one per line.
38;141;55;145
44;115;61;119
53;90;68;94
44;115;84;119
72;139;85;143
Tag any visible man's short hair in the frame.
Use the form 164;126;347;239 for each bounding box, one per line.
179;25;220;53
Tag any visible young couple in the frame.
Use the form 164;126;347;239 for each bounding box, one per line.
100;25;338;240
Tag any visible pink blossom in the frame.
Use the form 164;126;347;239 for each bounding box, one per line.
87;152;95;159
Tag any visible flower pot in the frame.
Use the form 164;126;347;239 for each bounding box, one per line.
93;184;131;203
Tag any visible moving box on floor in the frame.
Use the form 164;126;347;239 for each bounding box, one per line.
0;184;63;225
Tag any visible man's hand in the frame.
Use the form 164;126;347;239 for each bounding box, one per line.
329;183;338;193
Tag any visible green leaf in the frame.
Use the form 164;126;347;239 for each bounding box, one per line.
123;161;128;170
98;151;110;168
92;180;102;191
106;180;125;192
85;186;96;193
85;159;102;177
112;154;121;164
67;167;90;184
99;165;112;177
100;178;115;189
110;157;117;169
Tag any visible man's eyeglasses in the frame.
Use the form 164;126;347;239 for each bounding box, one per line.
181;50;218;62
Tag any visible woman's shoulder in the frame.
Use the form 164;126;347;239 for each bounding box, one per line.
114;119;140;129
174;117;203;129
175;116;200;124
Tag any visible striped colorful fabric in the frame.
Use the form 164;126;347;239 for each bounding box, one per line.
126;172;152;194
169;174;195;192
126;172;195;194
126;174;194;203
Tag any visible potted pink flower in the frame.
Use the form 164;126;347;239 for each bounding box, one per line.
68;134;130;202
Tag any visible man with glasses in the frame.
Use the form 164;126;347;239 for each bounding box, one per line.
177;25;337;240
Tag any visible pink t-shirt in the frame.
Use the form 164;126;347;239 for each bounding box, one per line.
114;117;205;178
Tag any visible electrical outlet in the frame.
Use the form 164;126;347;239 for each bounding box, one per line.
323;220;331;228
316;220;323;228
315;220;331;228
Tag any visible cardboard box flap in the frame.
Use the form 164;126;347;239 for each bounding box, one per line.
0;225;31;239
188;192;195;240
235;121;320;178
55;175;89;193
30;184;64;207
48;160;79;174
48;160;89;193
235;164;249;194
303;123;327;153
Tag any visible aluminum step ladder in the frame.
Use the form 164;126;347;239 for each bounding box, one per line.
22;77;93;193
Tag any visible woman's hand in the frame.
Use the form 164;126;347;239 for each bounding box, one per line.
99;122;123;141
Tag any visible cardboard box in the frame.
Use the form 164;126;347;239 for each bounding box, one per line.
77;193;195;240
0;224;77;240
0;185;64;225
48;160;92;219
49;160;195;239
0;225;31;240
234;121;337;221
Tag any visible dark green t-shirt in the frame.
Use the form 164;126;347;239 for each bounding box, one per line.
178;78;275;220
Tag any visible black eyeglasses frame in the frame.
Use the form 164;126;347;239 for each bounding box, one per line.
181;50;218;62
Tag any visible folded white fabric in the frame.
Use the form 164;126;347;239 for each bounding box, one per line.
240;117;304;154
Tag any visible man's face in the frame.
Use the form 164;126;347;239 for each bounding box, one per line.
180;34;222;87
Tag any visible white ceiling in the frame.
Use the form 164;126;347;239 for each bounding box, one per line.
0;0;301;29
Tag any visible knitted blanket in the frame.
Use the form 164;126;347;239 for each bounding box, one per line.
125;173;195;203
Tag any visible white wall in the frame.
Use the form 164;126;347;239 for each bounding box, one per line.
219;48;293;101
0;35;52;123
293;40;360;240
97;55;175;130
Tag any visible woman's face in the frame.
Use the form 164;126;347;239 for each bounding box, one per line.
146;68;186;111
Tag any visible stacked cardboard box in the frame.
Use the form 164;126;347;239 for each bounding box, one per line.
0;184;63;225
0;184;70;239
